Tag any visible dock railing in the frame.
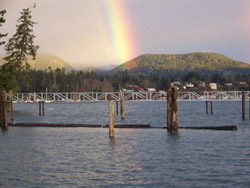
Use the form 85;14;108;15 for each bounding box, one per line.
8;91;250;103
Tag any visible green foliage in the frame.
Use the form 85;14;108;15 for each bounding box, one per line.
211;73;226;85
0;5;39;92
0;10;7;46
6;67;249;92
112;52;250;77
19;69;113;92
184;72;201;82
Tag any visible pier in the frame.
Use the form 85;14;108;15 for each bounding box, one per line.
2;89;244;131
8;91;250;103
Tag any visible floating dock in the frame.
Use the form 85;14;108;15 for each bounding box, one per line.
8;123;237;130
8;123;150;128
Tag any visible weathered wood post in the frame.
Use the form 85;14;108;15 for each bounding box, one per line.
206;101;213;114
39;101;41;116
120;89;124;120
42;101;45;116
167;88;172;131
38;101;45;116
9;90;14;121
242;90;245;120
116;101;119;115
249;84;250;119
108;94;114;138
45;87;48;101
210;101;213;114
206;101;208;114
0;91;8;129
172;87;178;132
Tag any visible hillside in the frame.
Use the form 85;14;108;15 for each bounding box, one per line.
72;63;118;72
0;54;74;72
111;52;250;76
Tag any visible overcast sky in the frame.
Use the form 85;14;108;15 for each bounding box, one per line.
1;0;250;66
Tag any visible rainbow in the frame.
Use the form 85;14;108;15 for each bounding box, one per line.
99;0;137;64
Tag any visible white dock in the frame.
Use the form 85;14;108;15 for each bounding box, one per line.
7;91;249;103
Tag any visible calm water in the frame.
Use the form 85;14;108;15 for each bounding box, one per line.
1;101;250;187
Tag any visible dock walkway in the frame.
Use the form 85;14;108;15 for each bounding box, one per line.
8;91;249;103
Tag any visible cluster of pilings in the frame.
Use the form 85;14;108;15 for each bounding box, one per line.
108;89;125;138
1;89;249;133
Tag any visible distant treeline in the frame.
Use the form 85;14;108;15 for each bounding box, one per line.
16;68;249;93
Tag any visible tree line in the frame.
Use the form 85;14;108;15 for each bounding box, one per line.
12;68;249;93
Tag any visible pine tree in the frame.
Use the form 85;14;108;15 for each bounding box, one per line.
0;5;39;91
0;10;7;46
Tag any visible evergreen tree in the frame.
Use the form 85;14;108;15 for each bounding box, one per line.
0;10;7;46
0;5;39;91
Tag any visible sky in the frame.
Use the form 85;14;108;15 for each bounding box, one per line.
0;0;250;67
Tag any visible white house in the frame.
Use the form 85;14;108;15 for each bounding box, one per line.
145;88;156;92
186;83;194;88
209;83;217;90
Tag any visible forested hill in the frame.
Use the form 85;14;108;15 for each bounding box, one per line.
0;54;74;72
111;52;250;76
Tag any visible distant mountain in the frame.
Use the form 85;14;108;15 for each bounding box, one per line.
0;54;74;72
111;52;250;76
72;63;118;71
71;62;97;71
95;64;118;71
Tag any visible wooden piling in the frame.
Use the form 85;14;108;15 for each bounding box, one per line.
42;101;45;116
108;94;114;138
39;101;41;116
167;88;172;131
120;89;124;120
210;101;213;114
9;90;14;121
206;101;208;114
0;91;8;129
242;90;245;120
172;87;178;132
116;101;119;115
38;101;45;116
206;101;213;114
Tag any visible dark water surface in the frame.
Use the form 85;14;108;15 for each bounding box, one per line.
1;101;250;187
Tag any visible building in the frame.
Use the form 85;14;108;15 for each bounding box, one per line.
209;83;217;90
199;82;206;87
186;83;194;88
171;81;181;87
145;88;156;92
224;83;233;87
132;85;140;92
239;82;247;85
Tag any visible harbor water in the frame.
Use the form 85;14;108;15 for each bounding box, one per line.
0;101;250;187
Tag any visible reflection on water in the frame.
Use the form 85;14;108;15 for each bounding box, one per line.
0;101;250;187
109;137;116;150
